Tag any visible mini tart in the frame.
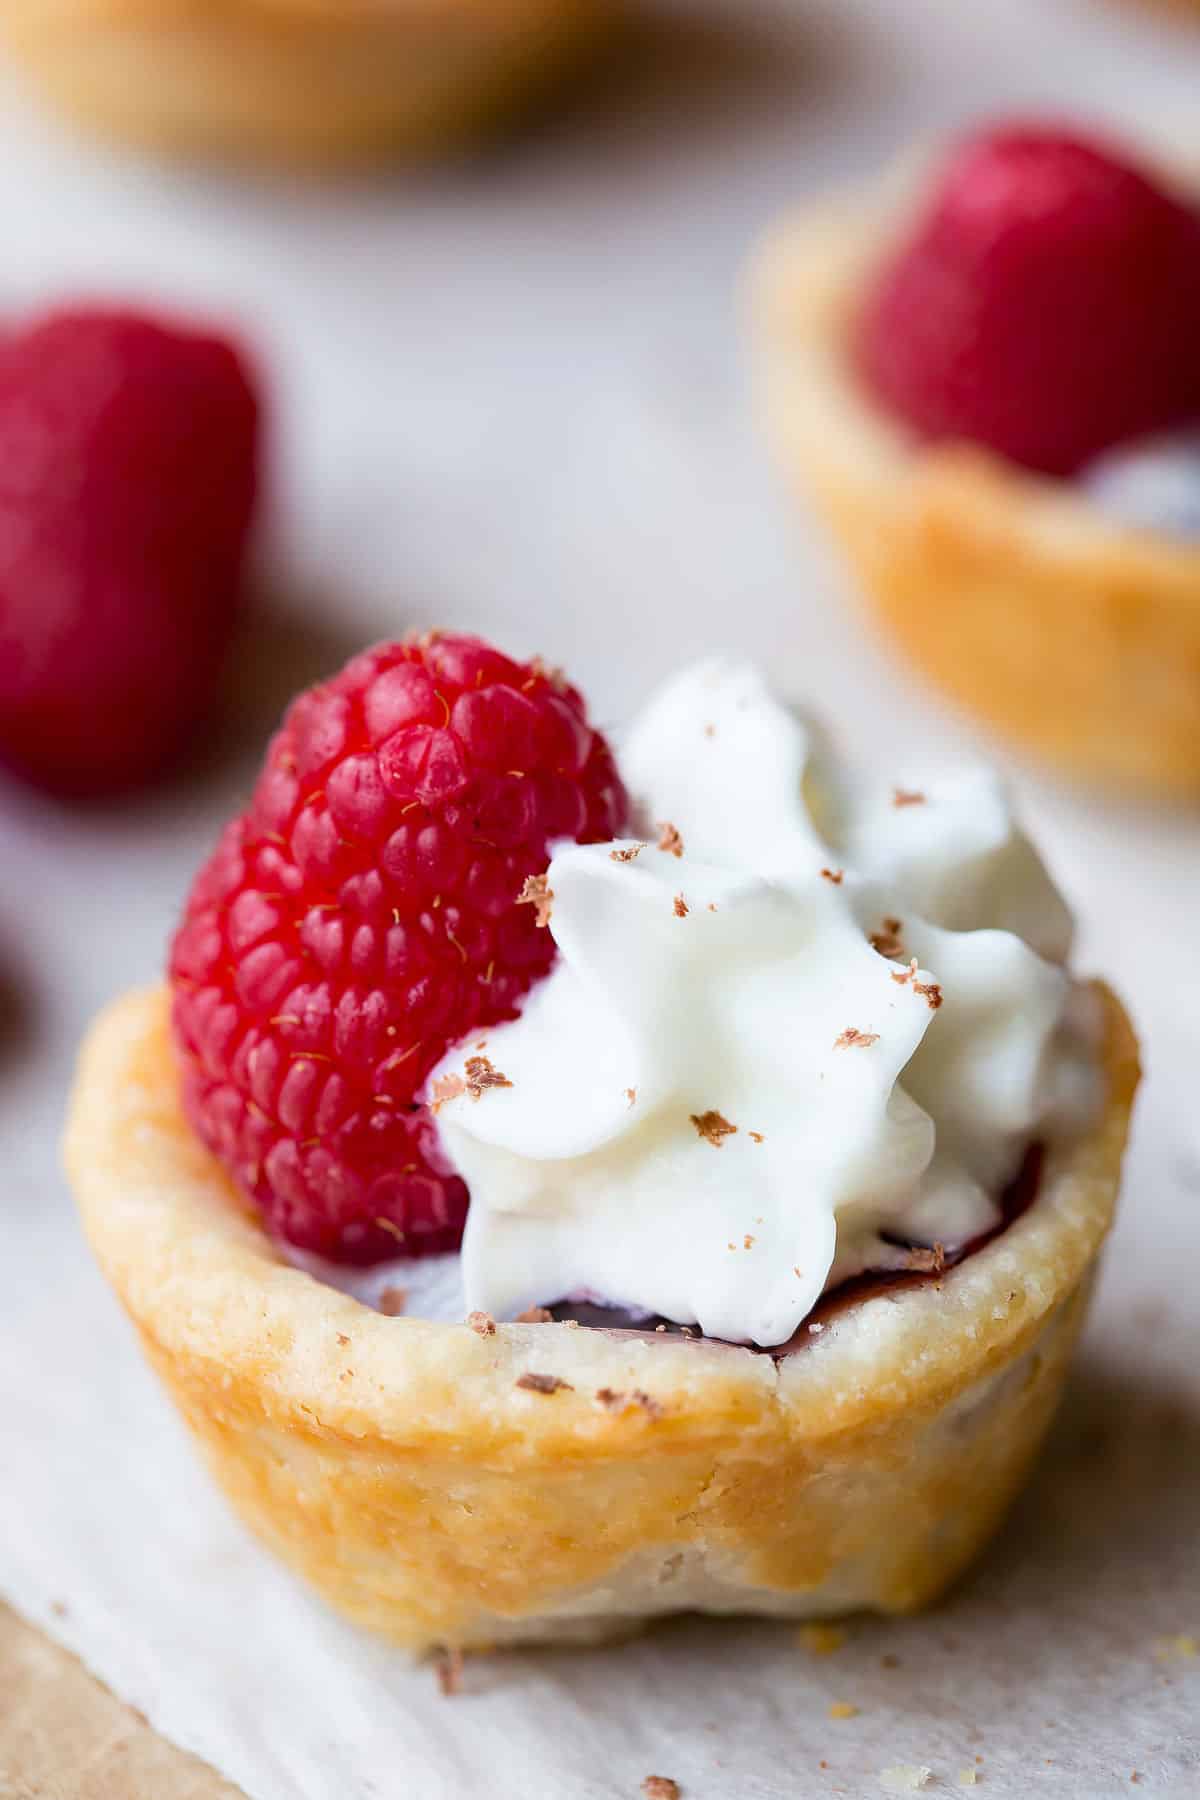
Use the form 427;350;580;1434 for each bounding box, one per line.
0;0;616;170
749;187;1200;800
66;984;1137;1654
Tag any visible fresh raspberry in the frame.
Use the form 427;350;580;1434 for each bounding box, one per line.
855;124;1200;477
169;635;626;1264
0;307;259;797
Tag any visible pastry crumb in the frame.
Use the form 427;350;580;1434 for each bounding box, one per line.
657;822;684;857
516;871;554;928
690;1109;737;1146
642;1779;681;1800
798;1622;847;1656
748;1130;765;1144
828;1701;859;1720
914;978;944;1012
820;867;844;884
379;1286;408;1316
869;917;905;959
467;1310;496;1337
892;958;919;986
517;1306;553;1324
610;843;645;863
673;893;689;918
516;1372;573;1395
434;1648;463;1696
336;1333;350;1346
892;788;926;808
626;1086;637;1106
596;1387;663;1418
834;1027;881;1050
429;1072;466;1112
463;1055;513;1100
879;1768;933;1792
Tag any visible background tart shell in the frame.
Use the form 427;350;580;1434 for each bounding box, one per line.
65;983;1138;1652
0;0;618;170
749;191;1200;800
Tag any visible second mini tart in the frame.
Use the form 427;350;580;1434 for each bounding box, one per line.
749;160;1200;800
0;0;618;170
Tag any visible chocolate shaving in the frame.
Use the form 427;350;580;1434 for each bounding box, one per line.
673;893;689;918
642;1780;681;1800
892;787;926;808
657;821;684;858
379;1287;408;1316
870;917;905;960
429;1073;466;1112
906;1242;946;1274
596;1387;663;1418
820;867;844;885
516;872;554;928
435;1647;463;1696
610;843;644;863
467;1310;496;1337
625;1086;637;1107
891;958;918;986
914;978;944;1011
517;1306;553;1324
743;1234;756;1250
689;1109;737;1146
516;1372;573;1395
748;1130;765;1144
834;1027;881;1049
464;1055;513;1099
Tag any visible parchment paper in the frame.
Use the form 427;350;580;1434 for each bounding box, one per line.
1;1;1198;1793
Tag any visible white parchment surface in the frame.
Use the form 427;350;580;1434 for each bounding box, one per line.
1;1;1198;1793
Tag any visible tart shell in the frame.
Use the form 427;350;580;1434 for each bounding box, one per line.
0;0;616;170
750;196;1200;800
66;984;1137;1652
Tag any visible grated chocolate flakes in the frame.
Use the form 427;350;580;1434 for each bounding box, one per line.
870;917;904;960
834;1027;881;1049
463;1055;513;1100
596;1387;663;1418
610;844;645;863
657;821;684;857
673;893;690;918
689;1109;737;1146
914;978;944;1011
892;787;926;808
516;1372;573;1395
820;867;844;884
516;871;554;928
467;1310;496;1337
429;1072;466;1113
625;1087;637;1107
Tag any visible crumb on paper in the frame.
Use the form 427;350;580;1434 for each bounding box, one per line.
611;843;644;863
463;1055;513;1100
379;1286;407;1316
743;1233;756;1249
429;1072;466;1112
626;1087;637;1107
879;1768;933;1792
516;871;554;928
690;1109;737;1146
642;1779;681;1800
516;1372;573;1395
906;1242;946;1274
467;1310;496;1337
798;1622;847;1656
517;1306;553;1324
435;1648;463;1696
820;867;844;884
657;822;684;857
892;788;926;808
834;1027;881;1050
828;1701;859;1720
749;1130;765;1144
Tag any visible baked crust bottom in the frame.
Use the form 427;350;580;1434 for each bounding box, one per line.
66;985;1137;1652
750;196;1200;800
0;0;616;169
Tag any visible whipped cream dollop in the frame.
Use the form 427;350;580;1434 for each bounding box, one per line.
429;660;1100;1348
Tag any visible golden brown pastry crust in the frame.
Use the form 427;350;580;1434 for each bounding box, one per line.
0;0;617;169
750;193;1200;799
65;984;1137;1652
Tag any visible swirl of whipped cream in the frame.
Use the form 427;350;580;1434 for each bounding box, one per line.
429;660;1099;1348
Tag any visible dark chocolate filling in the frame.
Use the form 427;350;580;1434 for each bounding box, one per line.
548;1141;1045;1356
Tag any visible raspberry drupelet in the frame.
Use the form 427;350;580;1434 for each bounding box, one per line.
169;635;626;1263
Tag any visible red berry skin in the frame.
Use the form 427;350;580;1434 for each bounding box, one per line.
855;125;1200;478
169;636;627;1264
0;308;259;797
